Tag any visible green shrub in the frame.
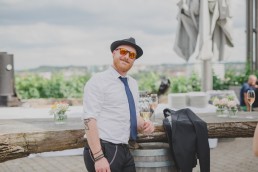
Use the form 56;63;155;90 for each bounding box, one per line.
16;63;258;99
61;75;90;98
136;72;160;93
15;74;47;99
15;73;91;99
170;72;201;93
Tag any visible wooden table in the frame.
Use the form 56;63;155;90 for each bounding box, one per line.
1;112;258;163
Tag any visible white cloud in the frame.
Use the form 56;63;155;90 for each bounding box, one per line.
0;0;247;70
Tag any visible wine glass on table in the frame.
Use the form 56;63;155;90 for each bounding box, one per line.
150;94;158;124
139;96;153;139
247;90;255;112
246;90;255;119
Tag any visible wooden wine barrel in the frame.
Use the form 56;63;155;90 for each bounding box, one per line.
131;142;178;172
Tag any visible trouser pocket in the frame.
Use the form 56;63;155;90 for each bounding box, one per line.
101;142;118;166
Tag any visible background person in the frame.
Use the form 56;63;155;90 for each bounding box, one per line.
251;80;258;111
240;75;257;111
82;37;154;172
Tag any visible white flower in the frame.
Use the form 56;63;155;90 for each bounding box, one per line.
213;97;220;106
219;98;228;106
213;97;236;109
49;102;69;115
227;100;237;109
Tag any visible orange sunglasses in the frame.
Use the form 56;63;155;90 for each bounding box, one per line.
115;48;137;59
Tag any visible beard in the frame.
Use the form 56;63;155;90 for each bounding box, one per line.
113;58;133;73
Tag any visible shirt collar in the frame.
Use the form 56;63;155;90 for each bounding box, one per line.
109;66;129;79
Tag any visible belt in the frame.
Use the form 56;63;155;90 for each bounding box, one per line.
100;139;128;148
101;140;141;150
84;139;129;148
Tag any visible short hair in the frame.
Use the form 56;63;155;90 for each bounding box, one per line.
249;75;257;80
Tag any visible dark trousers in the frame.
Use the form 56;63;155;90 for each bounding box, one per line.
83;140;136;172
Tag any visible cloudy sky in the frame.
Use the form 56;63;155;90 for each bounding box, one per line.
0;0;246;70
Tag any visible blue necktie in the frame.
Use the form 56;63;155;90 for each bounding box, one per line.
119;77;137;140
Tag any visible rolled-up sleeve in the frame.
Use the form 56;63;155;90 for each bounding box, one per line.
82;75;103;120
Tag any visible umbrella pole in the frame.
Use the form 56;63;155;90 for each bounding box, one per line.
202;59;213;91
246;0;254;72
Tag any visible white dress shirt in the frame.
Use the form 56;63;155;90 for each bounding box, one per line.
82;66;139;144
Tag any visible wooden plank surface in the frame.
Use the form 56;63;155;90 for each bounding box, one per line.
1;112;258;133
1;112;258;163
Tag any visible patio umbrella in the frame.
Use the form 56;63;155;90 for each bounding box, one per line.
174;0;234;91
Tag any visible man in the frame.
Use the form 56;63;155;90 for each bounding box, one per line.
240;75;257;111
82;37;155;172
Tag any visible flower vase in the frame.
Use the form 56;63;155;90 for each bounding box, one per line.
216;107;227;117
228;109;238;118
54;112;67;124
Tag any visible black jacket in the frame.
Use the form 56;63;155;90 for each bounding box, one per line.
163;108;210;172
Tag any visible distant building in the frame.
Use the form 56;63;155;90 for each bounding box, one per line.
16;62;246;79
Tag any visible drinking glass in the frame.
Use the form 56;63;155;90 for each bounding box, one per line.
150;94;158;123
247;90;255;112
139;96;153;139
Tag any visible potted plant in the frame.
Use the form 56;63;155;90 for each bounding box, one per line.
49;102;69;124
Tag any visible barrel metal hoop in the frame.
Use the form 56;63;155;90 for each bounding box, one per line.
135;161;174;168
131;148;169;156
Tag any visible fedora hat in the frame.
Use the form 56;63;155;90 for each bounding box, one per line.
110;37;143;59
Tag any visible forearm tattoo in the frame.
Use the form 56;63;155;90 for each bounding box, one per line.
84;118;92;130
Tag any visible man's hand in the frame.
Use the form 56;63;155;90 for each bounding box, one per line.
95;157;111;172
137;116;155;134
142;120;155;134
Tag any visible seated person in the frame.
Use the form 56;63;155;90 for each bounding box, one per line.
157;77;171;96
240;75;257;111
252;87;258;111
